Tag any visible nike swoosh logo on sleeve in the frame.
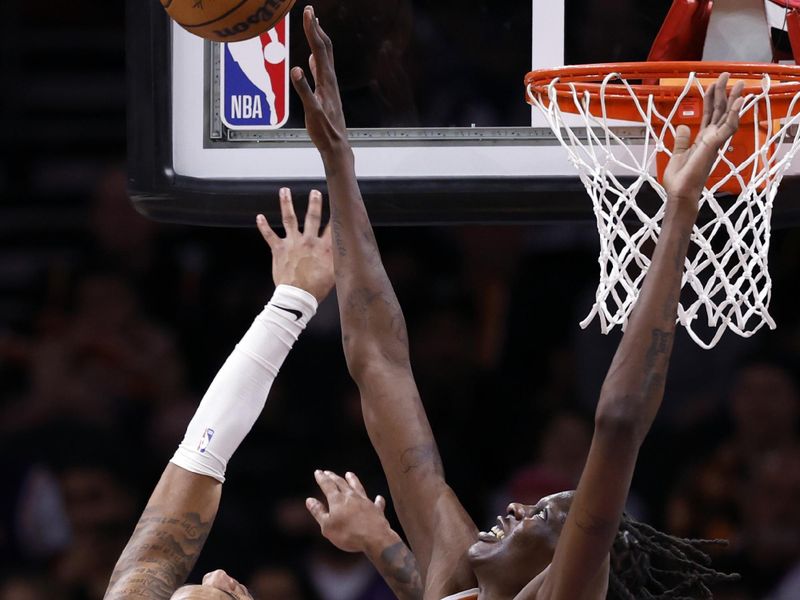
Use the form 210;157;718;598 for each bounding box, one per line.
273;305;303;320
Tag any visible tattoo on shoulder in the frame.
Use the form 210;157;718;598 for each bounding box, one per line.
380;542;424;600
400;443;444;476
104;507;213;600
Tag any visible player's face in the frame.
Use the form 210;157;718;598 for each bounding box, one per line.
468;491;574;590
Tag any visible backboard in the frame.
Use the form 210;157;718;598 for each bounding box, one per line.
128;0;800;226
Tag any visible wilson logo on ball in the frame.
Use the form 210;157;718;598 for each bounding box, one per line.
162;0;296;43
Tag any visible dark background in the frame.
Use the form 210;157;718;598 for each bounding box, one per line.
2;1;800;599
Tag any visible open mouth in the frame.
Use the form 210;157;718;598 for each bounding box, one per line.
478;517;507;543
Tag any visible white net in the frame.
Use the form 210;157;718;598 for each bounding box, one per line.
527;72;800;349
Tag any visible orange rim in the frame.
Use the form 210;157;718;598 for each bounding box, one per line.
526;61;800;120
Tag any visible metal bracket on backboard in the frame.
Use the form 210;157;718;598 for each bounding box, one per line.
204;41;650;148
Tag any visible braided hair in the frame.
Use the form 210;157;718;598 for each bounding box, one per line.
607;514;740;599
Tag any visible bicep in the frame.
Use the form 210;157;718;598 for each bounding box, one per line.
104;464;221;600
540;434;638;600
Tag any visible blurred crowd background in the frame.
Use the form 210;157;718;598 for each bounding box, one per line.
2;1;800;599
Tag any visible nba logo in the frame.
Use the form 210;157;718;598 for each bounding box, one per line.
198;428;215;454
221;16;289;130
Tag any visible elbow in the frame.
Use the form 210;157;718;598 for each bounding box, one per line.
594;395;646;447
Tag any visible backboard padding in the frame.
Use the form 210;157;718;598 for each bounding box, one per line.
703;0;773;61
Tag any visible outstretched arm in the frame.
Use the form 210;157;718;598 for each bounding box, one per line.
104;192;333;599
291;6;478;589
307;470;423;600
531;77;745;599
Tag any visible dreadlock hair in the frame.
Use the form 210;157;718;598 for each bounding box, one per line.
607;514;740;599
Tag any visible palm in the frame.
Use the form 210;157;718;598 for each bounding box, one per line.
663;75;745;208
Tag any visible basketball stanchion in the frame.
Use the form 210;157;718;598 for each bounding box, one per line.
526;62;800;348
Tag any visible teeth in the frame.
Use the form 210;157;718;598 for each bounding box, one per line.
478;531;498;543
490;525;505;540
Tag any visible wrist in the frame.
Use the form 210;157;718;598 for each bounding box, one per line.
269;285;318;325
362;524;402;559
665;194;700;221
321;143;354;172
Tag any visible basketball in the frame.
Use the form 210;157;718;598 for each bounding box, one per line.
161;0;296;43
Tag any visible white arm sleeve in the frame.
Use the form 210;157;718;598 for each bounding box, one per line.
170;284;318;482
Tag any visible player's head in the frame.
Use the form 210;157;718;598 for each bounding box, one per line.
170;570;253;600
468;491;574;592
469;491;738;598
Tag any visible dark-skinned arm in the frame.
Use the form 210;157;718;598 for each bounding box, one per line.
291;7;478;592
525;76;745;599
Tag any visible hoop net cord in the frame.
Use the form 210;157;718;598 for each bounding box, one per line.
527;73;800;349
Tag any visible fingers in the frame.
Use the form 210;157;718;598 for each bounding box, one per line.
374;495;386;513
261;189;327;239
710;73;730;126
279;187;299;235
321;221;332;246
324;470;351;493
256;214;279;248
720;81;745;136
345;471;367;497
726;95;744;131
306;497;329;525
728;80;746;110
291;66;320;111
309;54;318;86
700;80;716;131
304;189;323;236
672;124;693;156
314;469;340;498
203;570;252;599
303;6;335;84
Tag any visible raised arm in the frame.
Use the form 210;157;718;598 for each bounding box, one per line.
104;191;333;599
291;7;478;589
532;77;745;599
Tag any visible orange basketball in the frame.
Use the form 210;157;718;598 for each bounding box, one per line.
161;0;296;43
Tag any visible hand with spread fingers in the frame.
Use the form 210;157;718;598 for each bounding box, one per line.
664;74;745;210
257;188;334;303
290;6;350;159
307;470;393;554
307;471;423;600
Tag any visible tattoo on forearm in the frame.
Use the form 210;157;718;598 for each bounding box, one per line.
332;216;348;257
104;507;212;600
345;287;409;344
643;329;672;370
379;542;424;600
642;329;672;401
347;287;384;314
400;443;444;476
